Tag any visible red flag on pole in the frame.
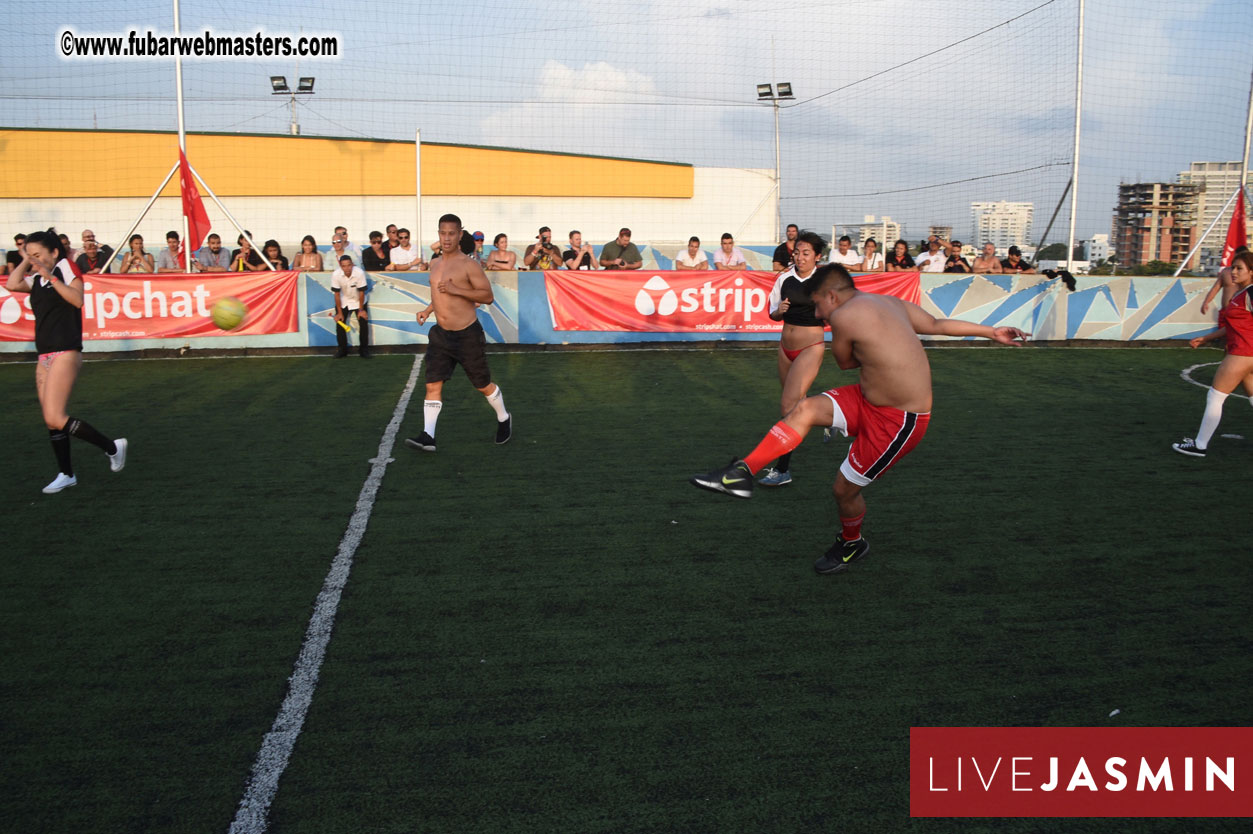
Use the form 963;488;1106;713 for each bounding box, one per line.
1220;187;1246;268
178;148;211;267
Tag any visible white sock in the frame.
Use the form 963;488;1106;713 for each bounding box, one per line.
423;400;442;436
486;386;509;422
1195;387;1228;449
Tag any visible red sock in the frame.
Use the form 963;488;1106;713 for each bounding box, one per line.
841;512;865;543
743;421;803;473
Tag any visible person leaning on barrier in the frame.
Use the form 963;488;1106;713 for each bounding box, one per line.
715;233;748;271
859;238;884;272
291;235;324;272
944;240;972;273
362;231;390;271
564;230;597;271
156;230;184;273
329;227;365;271
485;233;517;271
914;238;946;273
385;228;425;271
773;223;799;271
263;240;289;271
76;232;111;274
675;236;709;270
525;226;564;270
600;227;643;270
828;235;861;268
972;243;1002;274
231;232;266;272
191;233;232;273
1001;245;1035;274
885;238;915;270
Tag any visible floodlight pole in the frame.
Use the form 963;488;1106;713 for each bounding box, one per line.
1242;63;1253;193
1065;0;1085;271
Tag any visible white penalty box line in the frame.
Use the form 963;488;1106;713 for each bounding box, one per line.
228;354;423;834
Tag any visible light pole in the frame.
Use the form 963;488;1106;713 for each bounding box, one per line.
757;82;793;240
270;75;315;135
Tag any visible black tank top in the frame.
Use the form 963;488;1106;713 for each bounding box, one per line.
30;258;84;353
775;269;825;328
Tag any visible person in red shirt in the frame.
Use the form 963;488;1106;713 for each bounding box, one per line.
1173;250;1253;457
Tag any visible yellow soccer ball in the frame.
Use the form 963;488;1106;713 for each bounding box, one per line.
211;296;247;331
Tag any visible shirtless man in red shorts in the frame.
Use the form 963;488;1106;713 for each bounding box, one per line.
691;263;1028;574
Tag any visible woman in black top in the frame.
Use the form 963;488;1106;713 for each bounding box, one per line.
759;231;829;486
263;240;290;271
5;229;127;494
886;239;915;270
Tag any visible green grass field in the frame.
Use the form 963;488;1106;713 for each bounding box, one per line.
1;347;1250;833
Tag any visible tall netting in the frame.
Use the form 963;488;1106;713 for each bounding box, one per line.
1;0;1250;268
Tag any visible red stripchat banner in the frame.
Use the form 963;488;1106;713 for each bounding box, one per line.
910;727;1253;817
0;271;300;341
544;270;920;332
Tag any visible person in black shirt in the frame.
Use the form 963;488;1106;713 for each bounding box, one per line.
231;232;266;271
885;238;916;270
5;228;127;494
362;230;391;271
772;223;799;271
759;230;829;487
944;240;972;273
263;240;290;271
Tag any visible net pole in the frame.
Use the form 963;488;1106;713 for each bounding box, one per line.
104;161;180;274
1065;0;1085;271
1172;185;1242;277
414;128;422;261
1242;64;1253;192
173;0;190;269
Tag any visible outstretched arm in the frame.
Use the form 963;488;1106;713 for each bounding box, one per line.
1189;327;1225;348
903;301;1029;344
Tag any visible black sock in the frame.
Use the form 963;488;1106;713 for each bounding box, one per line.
49;429;73;476
64;417;117;455
776;452;792;473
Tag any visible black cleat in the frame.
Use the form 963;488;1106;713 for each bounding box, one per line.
690;458;754;499
495;414;512;445
404;431;437;452
814;537;870;574
1171;437;1205;457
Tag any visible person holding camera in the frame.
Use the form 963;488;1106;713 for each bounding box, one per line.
524;226;564;270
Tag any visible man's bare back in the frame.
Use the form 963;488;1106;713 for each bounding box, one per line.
828;293;934;413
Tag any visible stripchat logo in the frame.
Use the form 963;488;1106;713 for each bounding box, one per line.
0;288;32;325
633;274;769;322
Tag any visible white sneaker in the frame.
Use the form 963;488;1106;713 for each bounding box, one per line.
109;438;128;472
757;467;793;487
42;473;78;494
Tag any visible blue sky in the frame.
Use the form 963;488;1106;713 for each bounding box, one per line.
3;0;1250;243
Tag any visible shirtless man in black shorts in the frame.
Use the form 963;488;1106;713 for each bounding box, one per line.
404;213;512;452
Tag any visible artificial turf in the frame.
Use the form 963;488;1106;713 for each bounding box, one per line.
1;348;1249;833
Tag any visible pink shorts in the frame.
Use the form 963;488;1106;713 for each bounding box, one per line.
822;384;931;487
38;350;71;369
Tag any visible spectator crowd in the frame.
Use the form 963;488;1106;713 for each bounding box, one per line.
3;223;1038;276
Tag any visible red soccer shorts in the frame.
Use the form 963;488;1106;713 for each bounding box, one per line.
821;384;930;487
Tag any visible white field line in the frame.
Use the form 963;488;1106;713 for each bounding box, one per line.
1181;361;1252;401
227;354;423;834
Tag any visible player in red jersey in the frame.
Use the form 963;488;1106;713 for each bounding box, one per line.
691;263;1028;574
1173;250;1253;458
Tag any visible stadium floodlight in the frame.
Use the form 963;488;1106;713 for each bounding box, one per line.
757;82;793;239
297;77;316;94
270;76;290;94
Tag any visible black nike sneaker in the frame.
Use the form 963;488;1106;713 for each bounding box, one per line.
404;432;437;452
495;415;512;445
690;459;754;499
814;536;870;574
